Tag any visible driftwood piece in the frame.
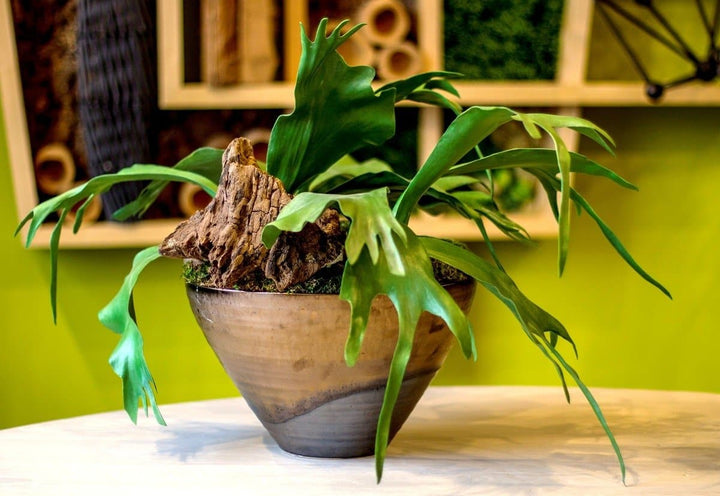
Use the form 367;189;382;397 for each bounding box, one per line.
34;142;76;194
160;138;345;290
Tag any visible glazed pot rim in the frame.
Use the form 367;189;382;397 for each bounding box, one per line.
186;278;474;296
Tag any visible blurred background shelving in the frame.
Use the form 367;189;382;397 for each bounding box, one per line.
4;0;720;248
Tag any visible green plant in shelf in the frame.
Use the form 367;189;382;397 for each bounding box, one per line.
16;20;669;483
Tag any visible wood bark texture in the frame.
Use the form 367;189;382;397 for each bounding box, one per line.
160;138;345;290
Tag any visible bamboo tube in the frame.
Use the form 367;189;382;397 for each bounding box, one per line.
178;183;213;218
327;19;374;67
34;143;76;194
356;0;410;46
237;0;278;82
245;128;271;163
376;42;422;81
63;182;103;225
201;0;238;86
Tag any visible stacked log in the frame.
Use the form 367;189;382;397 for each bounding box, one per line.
200;0;279;85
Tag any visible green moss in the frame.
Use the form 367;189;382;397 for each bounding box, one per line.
182;261;346;294
182;257;470;294
444;0;564;80
182;260;212;285
431;258;472;285
281;264;345;294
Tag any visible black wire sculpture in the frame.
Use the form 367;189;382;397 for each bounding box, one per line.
596;0;720;100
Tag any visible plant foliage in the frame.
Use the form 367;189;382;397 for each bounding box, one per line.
15;163;219;322
266;19;396;192
98;246;165;425
15;19;671;486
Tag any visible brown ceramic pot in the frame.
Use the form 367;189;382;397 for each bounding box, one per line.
186;281;475;458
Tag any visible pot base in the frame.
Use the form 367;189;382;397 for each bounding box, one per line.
260;372;435;458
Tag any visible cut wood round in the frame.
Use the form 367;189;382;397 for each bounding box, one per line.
356;0;411;46
376;42;422;81
178;182;213;218
34;143;76;195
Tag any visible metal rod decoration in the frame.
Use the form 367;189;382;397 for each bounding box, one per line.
664;72;700;89
597;2;654;84
597;0;720;101
643;1;701;64
695;0;713;37
599;0;687;58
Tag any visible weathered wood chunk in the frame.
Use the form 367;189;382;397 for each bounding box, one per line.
160;137;344;290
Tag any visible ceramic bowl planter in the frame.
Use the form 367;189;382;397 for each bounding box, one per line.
186;280;475;458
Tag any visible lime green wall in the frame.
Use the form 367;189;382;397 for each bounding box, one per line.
4;5;720;428
437;106;720;394
3;103;718;429
586;0;704;83
0;103;238;429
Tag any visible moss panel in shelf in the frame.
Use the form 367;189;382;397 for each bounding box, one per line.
443;0;564;80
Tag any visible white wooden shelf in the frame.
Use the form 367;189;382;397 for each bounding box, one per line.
158;80;720;111
453;80;720;107
160;82;295;110
19;219;181;250
20;211;560;250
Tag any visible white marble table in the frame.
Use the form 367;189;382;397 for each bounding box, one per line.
1;386;718;495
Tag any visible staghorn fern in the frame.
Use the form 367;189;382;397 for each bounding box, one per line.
15;19;671;485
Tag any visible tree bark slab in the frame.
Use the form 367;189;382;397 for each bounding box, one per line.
160;138;344;290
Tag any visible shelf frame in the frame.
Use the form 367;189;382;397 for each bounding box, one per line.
1;0;38;230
